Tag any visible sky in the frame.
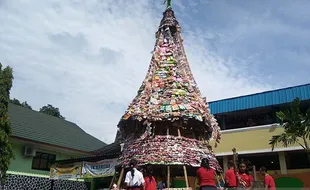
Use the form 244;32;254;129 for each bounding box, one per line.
1;0;310;144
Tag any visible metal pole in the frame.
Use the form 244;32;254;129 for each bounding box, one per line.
0;171;3;190
253;165;257;181
51;179;54;190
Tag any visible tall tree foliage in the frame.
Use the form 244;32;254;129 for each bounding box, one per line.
10;98;32;110
269;98;310;164
0;63;14;184
39;104;65;119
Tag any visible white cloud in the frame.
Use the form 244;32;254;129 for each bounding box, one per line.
0;0;272;144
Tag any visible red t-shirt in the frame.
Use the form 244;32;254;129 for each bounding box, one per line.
196;167;216;187
239;173;254;188
225;169;237;187
264;174;276;190
144;176;157;190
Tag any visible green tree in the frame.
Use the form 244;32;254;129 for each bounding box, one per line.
10;98;32;110
269;98;310;164
9;98;21;106
39;104;65;119
0;63;14;184
21;101;32;110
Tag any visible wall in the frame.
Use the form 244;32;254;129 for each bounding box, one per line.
212;125;310;155
8;142;85;176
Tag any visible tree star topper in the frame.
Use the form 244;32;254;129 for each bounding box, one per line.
163;0;172;8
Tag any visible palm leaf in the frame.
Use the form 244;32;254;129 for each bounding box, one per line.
276;111;285;124
277;98;305;136
269;133;298;151
273;98;310;153
304;107;310;139
291;98;301;116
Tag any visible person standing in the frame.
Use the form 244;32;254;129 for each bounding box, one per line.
225;160;237;189
238;161;254;190
196;158;217;190
260;166;276;190
143;165;157;190
157;177;172;190
124;159;145;190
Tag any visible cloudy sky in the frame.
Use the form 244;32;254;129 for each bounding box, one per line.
1;0;310;143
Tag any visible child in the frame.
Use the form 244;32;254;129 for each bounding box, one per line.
143;165;157;190
238;161;254;190
124;159;145;190
157;177;172;190
260;166;276;190
196;158;217;190
225;160;237;189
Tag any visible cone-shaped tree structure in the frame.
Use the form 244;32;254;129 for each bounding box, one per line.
117;5;222;172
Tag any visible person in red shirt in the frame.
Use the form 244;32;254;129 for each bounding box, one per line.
143;165;157;190
196;158;217;190
260;166;276;190
238;161;254;190
225;160;237;189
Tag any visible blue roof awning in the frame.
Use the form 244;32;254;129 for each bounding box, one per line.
209;83;310;114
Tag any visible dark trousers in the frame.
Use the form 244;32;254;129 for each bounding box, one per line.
227;187;237;190
127;186;141;190
200;185;217;190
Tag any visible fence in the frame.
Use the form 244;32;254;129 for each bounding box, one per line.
1;174;90;190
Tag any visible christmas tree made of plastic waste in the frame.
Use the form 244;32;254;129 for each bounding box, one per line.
117;2;222;171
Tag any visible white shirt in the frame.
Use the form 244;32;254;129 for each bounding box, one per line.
124;168;145;187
